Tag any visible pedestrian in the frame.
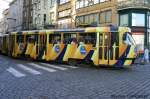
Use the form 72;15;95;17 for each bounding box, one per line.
144;47;149;63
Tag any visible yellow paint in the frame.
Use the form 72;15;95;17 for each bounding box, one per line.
91;48;99;66
109;60;117;66
48;44;65;60
63;44;78;61
119;44;127;57
96;27;110;33
85;27;96;32
73;44;93;59
30;44;37;59
124;60;132;66
25;43;34;55
12;43;19;57
45;44;53;61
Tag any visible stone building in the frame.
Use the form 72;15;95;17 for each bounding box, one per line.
117;0;150;52
32;0;58;29
22;0;33;30
75;0;118;27
9;0;23;32
57;0;76;29
0;9;10;33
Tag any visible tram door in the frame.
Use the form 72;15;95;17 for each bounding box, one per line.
109;32;119;65
99;32;119;66
99;33;110;65
38;33;46;59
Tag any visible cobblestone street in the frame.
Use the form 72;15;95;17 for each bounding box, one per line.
0;55;150;99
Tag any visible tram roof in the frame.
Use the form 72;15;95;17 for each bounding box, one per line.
10;26;130;34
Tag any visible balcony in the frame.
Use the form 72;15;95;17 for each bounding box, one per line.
117;0;150;10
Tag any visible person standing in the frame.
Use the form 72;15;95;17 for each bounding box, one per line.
144;47;149;63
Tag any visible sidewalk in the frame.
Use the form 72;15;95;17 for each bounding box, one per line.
134;57;150;65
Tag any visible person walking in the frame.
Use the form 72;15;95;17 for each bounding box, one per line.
144;47;149;63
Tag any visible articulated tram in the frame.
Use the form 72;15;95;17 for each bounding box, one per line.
0;26;137;67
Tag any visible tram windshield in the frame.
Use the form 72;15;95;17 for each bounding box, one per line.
123;32;136;45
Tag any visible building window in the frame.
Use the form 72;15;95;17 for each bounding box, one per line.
58;9;71;18
76;0;110;9
76;1;80;9
50;12;54;24
38;0;41;10
35;18;37;25
59;0;70;5
100;12;105;23
94;0;99;4
132;13;145;27
120;14;128;26
105;10;112;23
88;1;94;6
58;19;71;29
31;10;33;17
44;0;47;9
100;0;106;3
34;3;37;10
79;0;84;8
85;0;89;8
24;12;27;17
38;14;41;24
84;15;89;24
100;10;112;23
44;14;46;24
76;13;99;26
50;0;55;8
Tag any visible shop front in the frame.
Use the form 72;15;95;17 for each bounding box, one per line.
118;9;150;53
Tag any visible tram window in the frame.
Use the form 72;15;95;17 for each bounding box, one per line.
64;33;77;44
123;33;127;41
26;35;30;42
79;33;96;46
49;34;61;44
27;35;35;43
116;32;119;46
123;32;136;45
104;34;109;46
17;35;23;43
28;37;34;43
34;34;38;43
100;34;103;46
111;32;119;46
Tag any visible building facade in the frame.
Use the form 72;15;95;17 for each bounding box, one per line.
0;19;3;33
0;18;5;33
8;1;17;32
32;0;47;29
32;0;57;30
9;0;23;32
0;9;10;33
23;0;33;30
57;0;76;29
48;0;58;28
75;0;118;27
117;0;150;51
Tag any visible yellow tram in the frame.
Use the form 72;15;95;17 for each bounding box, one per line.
0;26;137;67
